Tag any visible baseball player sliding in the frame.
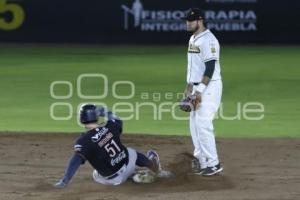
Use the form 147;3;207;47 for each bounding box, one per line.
54;104;163;188
180;8;223;176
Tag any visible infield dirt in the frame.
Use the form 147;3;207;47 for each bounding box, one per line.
0;133;299;200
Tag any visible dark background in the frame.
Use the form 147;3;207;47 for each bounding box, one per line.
0;0;299;44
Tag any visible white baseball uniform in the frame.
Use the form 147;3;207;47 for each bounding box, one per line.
186;29;222;169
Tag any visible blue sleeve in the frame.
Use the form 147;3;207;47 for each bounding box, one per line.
61;154;84;184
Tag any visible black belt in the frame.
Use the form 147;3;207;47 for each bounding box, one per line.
105;172;119;180
192;80;220;86
104;163;128;180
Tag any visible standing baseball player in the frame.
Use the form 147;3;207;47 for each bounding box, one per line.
54;104;161;188
180;8;223;176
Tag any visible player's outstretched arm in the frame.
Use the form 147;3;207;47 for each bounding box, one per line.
96;107;123;129
54;154;83;189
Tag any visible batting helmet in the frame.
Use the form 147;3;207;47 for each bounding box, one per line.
79;104;98;124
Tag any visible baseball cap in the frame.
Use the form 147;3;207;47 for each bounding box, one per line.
182;8;205;21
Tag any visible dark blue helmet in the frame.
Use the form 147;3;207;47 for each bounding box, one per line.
79;104;98;124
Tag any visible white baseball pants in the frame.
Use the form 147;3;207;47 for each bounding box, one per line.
190;80;222;169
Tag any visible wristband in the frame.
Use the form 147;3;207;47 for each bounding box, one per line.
193;83;206;94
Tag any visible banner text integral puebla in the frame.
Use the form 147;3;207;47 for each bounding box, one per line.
121;1;257;32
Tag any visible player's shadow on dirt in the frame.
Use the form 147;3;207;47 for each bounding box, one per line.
111;152;235;194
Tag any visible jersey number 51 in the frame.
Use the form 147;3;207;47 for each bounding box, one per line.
104;139;121;158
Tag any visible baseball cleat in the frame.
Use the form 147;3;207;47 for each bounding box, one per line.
132;170;155;184
157;170;174;178
201;163;223;176
188;168;205;176
147;150;162;172
190;158;206;175
193;168;206;175
191;158;201;173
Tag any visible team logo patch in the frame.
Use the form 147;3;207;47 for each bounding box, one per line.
91;127;109;143
188;43;200;53
211;47;216;53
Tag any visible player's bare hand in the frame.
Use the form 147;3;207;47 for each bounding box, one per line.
184;83;193;97
95;106;106;117
189;92;201;110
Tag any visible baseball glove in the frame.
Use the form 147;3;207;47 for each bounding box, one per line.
179;93;201;112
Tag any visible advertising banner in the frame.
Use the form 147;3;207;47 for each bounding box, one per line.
0;0;299;44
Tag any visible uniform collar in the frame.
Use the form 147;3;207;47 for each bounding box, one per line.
193;29;210;40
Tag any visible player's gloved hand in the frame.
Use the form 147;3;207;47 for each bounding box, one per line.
179;92;202;112
179;96;192;112
95;106;107;117
54;179;68;189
